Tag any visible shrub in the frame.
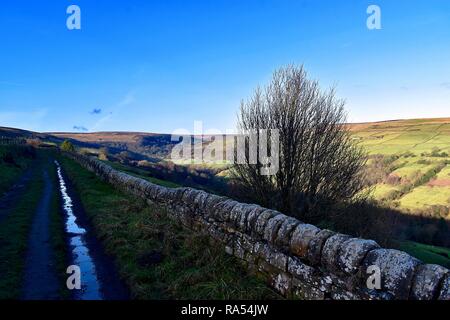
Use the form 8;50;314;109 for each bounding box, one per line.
417;159;432;165
98;147;109;161
402;151;416;158
233;65;366;218
60;140;75;152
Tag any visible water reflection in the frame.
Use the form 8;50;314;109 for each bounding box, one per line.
55;161;102;300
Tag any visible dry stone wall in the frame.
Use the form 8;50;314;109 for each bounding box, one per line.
66;152;450;300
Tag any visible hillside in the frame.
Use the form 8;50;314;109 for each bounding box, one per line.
51;131;213;163
4;118;450;217
0;126;50;140
51;132;181;159
348;118;450;219
348;117;450;155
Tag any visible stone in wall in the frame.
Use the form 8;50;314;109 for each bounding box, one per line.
245;206;267;234
291;278;325;300
362;249;421;300
306;229;335;266
321;233;352;273
289;223;320;258
229;203;253;230
275;217;301;251
201;194;228;218
211;199;240;223
411;264;448;300
263;214;289;244
338;238;380;275
236;204;261;233
438;274;450;300
254;242;288;272
270;272;292;297
254;210;279;239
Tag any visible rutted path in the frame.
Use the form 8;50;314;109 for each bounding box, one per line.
10;155;129;300
21;169;59;300
55;160;129;300
56;161;102;300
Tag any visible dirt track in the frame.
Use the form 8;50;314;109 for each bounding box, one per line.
0;154;129;300
21;169;59;300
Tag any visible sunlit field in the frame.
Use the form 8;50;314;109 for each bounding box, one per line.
351;118;450;216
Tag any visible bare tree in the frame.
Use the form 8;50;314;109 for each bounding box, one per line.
232;65;366;219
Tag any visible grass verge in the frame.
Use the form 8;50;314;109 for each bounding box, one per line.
105;160;181;188
59;155;279;299
0;145;35;195
0;160;42;299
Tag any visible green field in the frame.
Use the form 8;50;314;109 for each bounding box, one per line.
351;118;450;217
351;119;450;156
398;241;450;269
104;160;182;188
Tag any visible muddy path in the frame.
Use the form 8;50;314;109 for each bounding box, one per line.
21;169;59;300
15;155;128;300
55;160;129;300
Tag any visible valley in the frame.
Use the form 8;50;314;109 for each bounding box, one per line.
1;118;450;299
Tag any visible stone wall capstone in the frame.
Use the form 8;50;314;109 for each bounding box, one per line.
65;152;449;300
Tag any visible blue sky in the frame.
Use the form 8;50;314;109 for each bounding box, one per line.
0;0;449;133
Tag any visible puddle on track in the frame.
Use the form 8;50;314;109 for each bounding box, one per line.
55;160;102;300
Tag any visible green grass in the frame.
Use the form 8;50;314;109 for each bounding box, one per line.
352;120;450;156
398;186;450;211
105;160;181;189
59;155;279;300
0;159;43;299
398;241;450;268
370;183;402;200
392;161;436;180
436;165;450;179
0;145;34;195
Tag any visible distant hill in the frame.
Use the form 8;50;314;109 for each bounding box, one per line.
51;132;180;159
3;116;450;161
0;126;47;139
347;117;450;132
0;127;161;161
346;117;450;155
